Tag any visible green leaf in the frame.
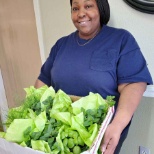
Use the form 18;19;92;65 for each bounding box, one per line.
31;140;52;153
50;89;72;117
48;137;54;144
71;93;108;115
0;132;5;138
106;96;115;107
20;141;27;147
34;111;47;132
40;86;55;110
24;126;32;137
52;112;71;126
31;131;42;140
4;119;35;143
40;86;55;103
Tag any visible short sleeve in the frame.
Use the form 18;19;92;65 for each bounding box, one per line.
38;38;64;86
117;32;153;85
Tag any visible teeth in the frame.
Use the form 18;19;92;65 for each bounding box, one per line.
80;21;86;24
79;21;87;26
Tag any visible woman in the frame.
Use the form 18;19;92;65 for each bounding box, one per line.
35;0;153;153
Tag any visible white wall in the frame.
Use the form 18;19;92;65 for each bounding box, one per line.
120;97;154;154
36;0;75;59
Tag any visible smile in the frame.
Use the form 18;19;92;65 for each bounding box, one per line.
78;20;90;26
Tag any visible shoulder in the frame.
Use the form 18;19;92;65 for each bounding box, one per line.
49;31;76;56
104;25;139;53
104;25;134;39
101;25;137;47
55;32;76;47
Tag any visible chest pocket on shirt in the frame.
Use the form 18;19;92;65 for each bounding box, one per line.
90;49;117;71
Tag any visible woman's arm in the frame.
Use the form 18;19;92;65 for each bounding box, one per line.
34;79;46;88
101;82;147;154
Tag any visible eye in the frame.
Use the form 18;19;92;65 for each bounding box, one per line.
72;7;79;12
85;5;93;9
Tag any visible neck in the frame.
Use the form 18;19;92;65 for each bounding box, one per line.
78;27;101;40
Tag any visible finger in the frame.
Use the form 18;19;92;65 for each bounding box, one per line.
101;145;106;153
104;143;114;154
101;137;110;153
103;139;116;154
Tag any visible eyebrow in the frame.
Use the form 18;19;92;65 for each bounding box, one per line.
84;0;91;2
72;0;91;5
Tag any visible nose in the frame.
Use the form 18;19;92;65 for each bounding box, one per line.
78;8;86;18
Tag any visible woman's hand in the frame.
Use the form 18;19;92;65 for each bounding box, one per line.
101;82;147;154
101;123;122;154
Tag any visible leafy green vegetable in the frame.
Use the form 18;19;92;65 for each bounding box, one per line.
34;111;47;132
40;86;55;102
53;112;71;126
5;85;48;126
71;92;108;115
0;86;115;154
50;90;72;116
20;141;27;147
40;86;55;110
4;119;35;143
31;140;52;154
0;132;5;138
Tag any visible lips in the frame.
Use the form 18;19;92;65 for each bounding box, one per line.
78;20;90;26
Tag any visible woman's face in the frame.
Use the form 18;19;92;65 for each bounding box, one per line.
71;0;101;39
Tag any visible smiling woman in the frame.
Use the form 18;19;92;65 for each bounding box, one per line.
34;0;153;153
124;0;154;14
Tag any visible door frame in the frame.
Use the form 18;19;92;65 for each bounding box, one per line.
0;69;8;130
33;0;45;64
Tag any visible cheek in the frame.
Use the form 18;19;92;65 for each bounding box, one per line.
92;13;100;24
71;14;75;22
92;12;100;20
71;15;78;26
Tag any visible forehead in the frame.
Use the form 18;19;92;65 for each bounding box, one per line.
72;0;95;4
